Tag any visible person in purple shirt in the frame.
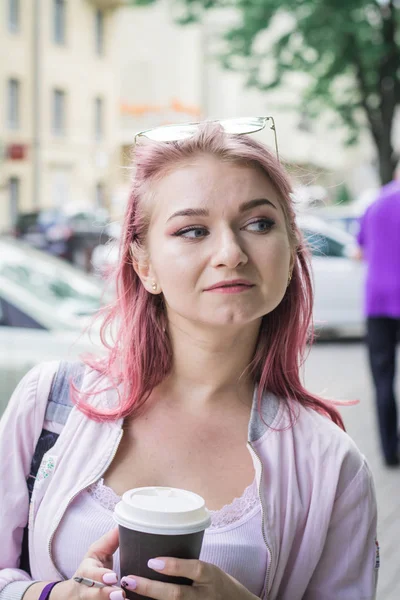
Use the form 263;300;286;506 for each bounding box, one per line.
357;178;400;466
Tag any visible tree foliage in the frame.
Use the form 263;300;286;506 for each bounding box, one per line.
131;0;400;183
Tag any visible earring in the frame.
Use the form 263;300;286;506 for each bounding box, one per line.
287;272;292;287
152;282;157;291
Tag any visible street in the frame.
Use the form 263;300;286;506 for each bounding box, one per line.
304;340;400;600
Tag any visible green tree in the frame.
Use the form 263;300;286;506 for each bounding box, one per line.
131;0;400;184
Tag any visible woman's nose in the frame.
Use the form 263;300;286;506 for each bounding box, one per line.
210;231;248;269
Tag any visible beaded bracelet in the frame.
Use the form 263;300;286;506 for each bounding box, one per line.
38;582;61;600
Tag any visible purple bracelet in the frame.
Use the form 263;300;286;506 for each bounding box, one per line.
38;582;61;600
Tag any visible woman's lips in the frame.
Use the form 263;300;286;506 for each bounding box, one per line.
205;283;255;294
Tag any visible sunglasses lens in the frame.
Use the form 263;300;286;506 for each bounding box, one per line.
141;124;199;142
219;117;267;134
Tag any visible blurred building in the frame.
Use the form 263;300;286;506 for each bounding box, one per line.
112;1;205;214
113;2;397;205
1;0;397;230
0;0;123;230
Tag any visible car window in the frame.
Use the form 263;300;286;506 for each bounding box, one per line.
37;209;67;227
16;212;39;233
0;263;102;317
0;242;104;319
69;212;108;233
302;229;345;258
0;297;46;329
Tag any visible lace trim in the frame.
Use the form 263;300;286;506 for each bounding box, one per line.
86;478;259;530
87;478;121;512
207;478;259;529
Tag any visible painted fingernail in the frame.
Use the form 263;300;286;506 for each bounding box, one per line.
121;577;137;590
103;572;118;585
109;592;125;600
148;558;166;570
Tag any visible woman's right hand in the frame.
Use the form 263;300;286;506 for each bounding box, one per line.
51;527;125;600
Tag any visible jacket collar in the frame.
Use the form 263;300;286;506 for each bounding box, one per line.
248;386;281;444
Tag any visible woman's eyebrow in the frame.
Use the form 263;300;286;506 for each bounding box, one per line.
167;208;209;222
167;198;277;223
239;198;277;212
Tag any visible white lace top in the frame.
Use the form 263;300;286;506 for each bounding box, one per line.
53;478;268;597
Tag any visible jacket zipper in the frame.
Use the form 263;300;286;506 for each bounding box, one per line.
46;428;124;578
247;441;273;600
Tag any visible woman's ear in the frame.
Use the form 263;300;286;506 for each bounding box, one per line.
131;244;159;294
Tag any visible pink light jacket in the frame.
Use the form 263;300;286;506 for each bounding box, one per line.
0;361;378;600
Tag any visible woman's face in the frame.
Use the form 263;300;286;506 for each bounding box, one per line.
137;155;292;331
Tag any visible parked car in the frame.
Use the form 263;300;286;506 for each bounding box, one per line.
0;237;107;415
308;206;362;237
298;216;365;337
308;189;379;237
14;208;110;272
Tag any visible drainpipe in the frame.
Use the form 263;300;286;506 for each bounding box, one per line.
32;0;41;208
200;22;209;118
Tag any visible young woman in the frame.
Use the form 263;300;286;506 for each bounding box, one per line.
0;120;378;600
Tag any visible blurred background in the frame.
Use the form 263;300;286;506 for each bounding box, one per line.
0;0;399;596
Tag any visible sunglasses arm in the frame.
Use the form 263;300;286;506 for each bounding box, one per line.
267;117;279;162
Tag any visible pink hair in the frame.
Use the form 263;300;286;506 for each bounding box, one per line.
78;123;345;430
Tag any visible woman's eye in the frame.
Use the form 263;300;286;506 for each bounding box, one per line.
245;218;275;233
174;227;208;239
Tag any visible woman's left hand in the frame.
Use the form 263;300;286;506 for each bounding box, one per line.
120;557;259;599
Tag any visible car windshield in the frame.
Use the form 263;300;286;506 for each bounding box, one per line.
0;239;103;319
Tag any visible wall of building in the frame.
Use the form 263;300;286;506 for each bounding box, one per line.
0;0;121;230
115;2;204;135
109;1;206;214
0;0;34;227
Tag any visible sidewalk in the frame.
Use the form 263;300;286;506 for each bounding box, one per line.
304;341;400;600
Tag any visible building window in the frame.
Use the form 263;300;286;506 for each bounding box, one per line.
94;97;104;140
7;78;20;129
52;89;66;136
51;168;70;207
9;177;20;226
95;182;105;207
8;0;20;33
53;0;66;44
95;9;104;55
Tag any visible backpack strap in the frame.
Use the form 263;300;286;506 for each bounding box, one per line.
44;359;85;426
20;360;86;574
26;360;85;497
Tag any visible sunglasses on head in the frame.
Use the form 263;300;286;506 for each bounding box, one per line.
134;116;279;161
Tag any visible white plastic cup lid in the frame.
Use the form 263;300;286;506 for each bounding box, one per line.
113;486;212;535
